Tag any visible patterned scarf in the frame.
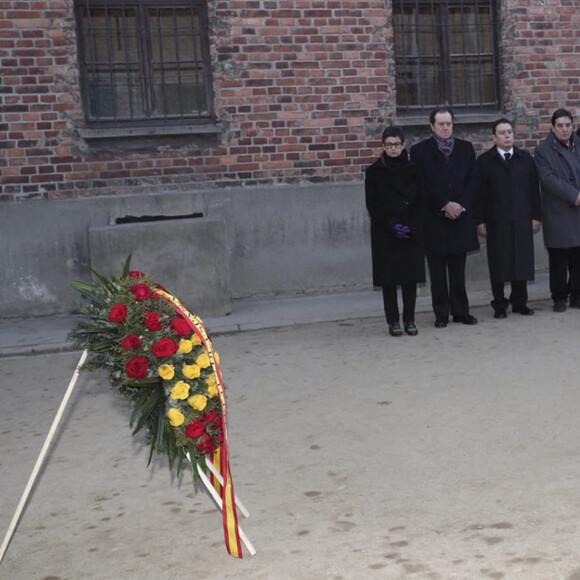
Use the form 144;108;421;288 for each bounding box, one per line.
433;133;455;158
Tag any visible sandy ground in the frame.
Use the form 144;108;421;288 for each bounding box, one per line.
1;301;580;580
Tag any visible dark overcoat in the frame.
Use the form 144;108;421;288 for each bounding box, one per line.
534;131;580;248
410;137;480;256
364;150;426;287
475;146;541;283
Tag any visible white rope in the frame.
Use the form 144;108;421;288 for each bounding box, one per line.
187;453;256;556
0;349;88;565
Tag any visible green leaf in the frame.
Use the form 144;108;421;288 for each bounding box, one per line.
89;267;120;295
176;446;185;475
120;254;133;278
156;407;167;451
130;386;161;434
68;281;109;307
126;377;162;387
167;427;176;469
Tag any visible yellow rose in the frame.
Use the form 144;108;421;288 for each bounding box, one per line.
170;380;190;400
207;374;218;397
158;364;175;380
182;363;201;380
188;394;208;411
178;339;193;354
167;407;185;427
191;334;202;346
196;351;211;369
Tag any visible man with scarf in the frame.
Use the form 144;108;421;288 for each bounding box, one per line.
535;108;580;312
410;107;480;328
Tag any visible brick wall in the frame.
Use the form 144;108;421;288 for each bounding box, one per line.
501;0;580;148
0;0;393;201
0;0;579;202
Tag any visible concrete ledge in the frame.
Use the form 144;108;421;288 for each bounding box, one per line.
89;218;231;317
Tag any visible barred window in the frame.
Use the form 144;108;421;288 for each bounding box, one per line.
393;0;500;114
74;0;213;127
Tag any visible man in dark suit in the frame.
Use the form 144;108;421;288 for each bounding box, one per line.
410;107;480;328
475;119;541;319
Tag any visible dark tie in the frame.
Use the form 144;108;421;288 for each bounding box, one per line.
504;152;511;162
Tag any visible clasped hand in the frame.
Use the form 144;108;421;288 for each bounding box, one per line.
443;201;465;220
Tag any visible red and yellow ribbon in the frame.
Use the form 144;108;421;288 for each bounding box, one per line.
156;289;243;558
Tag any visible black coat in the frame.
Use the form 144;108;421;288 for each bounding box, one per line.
475;146;541;283
364;150;426;286
410;137;480;256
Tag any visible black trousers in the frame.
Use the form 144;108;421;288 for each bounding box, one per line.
491;280;528;311
382;284;417;325
548;246;580;303
427;252;469;320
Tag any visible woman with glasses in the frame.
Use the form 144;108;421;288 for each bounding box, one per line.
365;126;426;336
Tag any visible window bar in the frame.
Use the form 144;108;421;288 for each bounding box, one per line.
103;0;119;120
139;5;154;119
474;0;485;110
153;2;168;119
413;0;422;111
172;4;186;117
431;0;440;109
199;4;213;118
491;0;500;108
85;1;100;120
191;6;202;116
120;2;136;120
439;1;451;107
404;0;415;111
460;0;469;108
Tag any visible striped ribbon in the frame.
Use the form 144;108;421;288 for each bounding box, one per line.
156;289;243;558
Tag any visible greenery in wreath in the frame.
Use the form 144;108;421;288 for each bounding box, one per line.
69;257;224;477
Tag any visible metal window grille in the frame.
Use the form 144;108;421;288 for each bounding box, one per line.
74;0;214;126
393;0;500;114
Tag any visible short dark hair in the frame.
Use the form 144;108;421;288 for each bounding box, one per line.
551;108;573;125
429;106;455;125
492;118;512;134
381;126;405;144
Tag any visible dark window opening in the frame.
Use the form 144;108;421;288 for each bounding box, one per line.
115;212;204;224
74;0;214;127
393;0;500;114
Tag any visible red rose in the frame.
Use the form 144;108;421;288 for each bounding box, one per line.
109;303;128;323
196;433;216;453
130;283;153;301
122;334;142;350
170;317;191;337
185;419;206;439
129;270;145;279
203;409;218;424
212;415;223;431
151;337;179;358
144;312;163;331
126;356;149;379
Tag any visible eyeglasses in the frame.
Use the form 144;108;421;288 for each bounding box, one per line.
384;142;403;149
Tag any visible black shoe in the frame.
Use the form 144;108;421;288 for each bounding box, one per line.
493;310;507;319
553;301;567;313
404;321;418;336
569;299;580;309
512;305;534;315
388;323;403;337
452;314;478;325
434;318;448;328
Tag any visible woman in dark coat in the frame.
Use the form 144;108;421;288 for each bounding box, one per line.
365;126;426;336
